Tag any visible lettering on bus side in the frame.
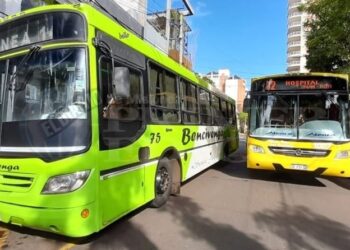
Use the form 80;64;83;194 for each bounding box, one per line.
0;165;20;172
182;128;224;146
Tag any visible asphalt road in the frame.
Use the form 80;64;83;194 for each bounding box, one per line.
2;137;350;250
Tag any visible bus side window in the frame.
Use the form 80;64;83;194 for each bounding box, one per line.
227;102;233;124
221;99;229;124
199;89;212;125
228;103;237;126
181;79;199;124
98;56;143;149
149;63;180;123
102;64;141;121
211;95;222;125
232;104;237;126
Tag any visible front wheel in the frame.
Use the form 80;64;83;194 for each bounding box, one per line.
150;158;173;208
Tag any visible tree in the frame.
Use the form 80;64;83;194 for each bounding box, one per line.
301;0;350;72
238;112;248;133
195;73;215;85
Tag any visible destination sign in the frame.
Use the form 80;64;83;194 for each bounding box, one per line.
0;12;85;53
251;76;347;92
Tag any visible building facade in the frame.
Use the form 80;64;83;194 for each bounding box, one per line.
287;0;310;73
206;70;246;113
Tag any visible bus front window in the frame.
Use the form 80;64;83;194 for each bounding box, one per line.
250;94;350;141
5;48;87;121
250;95;297;139
298;94;349;141
0;48;89;156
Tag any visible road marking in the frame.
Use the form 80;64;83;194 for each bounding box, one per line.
0;227;9;249
59;243;76;250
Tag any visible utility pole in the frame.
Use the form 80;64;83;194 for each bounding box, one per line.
179;13;184;64
165;0;172;43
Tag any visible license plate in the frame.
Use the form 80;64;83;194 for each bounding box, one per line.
291;164;308;171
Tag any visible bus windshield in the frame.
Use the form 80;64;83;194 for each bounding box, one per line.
0;47;89;154
249;94;350;141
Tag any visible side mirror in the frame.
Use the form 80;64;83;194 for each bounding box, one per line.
243;97;250;113
112;67;130;100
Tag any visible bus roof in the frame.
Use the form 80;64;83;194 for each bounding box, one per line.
0;3;235;104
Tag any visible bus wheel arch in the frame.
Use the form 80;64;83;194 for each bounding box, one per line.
161;148;182;195
150;149;181;208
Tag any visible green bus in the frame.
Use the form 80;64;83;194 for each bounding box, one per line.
0;3;238;237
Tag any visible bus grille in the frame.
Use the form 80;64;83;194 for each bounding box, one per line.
269;147;330;157
0;173;34;192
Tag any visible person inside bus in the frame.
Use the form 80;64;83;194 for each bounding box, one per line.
328;95;340;121
299;105;316;124
103;95;129;120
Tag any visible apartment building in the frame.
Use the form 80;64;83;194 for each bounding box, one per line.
287;0;310;73
206;70;246;113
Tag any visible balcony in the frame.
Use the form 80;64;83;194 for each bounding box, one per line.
288;51;301;57
288;20;302;28
289;3;301;10
288;41;301;48
288;11;302;19
288;59;301;67
288;31;301;38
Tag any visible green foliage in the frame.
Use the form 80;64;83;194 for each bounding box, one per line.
195;73;215;85
238;112;248;122
302;0;350;73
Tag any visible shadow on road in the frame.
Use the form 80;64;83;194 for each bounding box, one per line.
161;196;267;250
73;205;158;249
214;161;327;187
87;219;157;250
254;205;350;250
322;176;350;191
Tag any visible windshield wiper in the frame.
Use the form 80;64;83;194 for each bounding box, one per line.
8;45;41;91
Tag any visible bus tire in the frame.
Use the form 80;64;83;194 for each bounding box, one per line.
224;142;230;158
150;157;173;208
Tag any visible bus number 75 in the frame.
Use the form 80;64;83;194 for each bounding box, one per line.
150;133;161;144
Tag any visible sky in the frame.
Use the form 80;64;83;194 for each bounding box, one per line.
149;0;288;84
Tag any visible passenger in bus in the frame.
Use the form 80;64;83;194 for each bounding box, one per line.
328;95;340;121
103;96;139;121
103;96;128;120
299;106;315;124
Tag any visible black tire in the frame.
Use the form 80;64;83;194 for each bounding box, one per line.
150;157;173;208
224;142;231;157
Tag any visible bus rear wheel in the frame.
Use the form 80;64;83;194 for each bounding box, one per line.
150;157;173;208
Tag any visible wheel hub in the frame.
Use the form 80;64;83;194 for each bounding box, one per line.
156;167;170;194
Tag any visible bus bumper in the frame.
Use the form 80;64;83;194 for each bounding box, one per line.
247;141;350;178
0;201;98;237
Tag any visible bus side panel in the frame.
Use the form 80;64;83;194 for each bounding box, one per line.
183;142;224;180
144;162;158;202
100;167;144;226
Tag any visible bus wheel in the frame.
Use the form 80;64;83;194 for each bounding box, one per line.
150;158;173;208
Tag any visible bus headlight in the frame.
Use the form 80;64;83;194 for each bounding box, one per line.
335;150;350;159
42;170;90;194
249;145;265;154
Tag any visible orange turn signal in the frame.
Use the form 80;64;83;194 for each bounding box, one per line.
81;209;90;218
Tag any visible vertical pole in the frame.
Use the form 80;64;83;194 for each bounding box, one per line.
165;0;172;45
179;13;184;65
